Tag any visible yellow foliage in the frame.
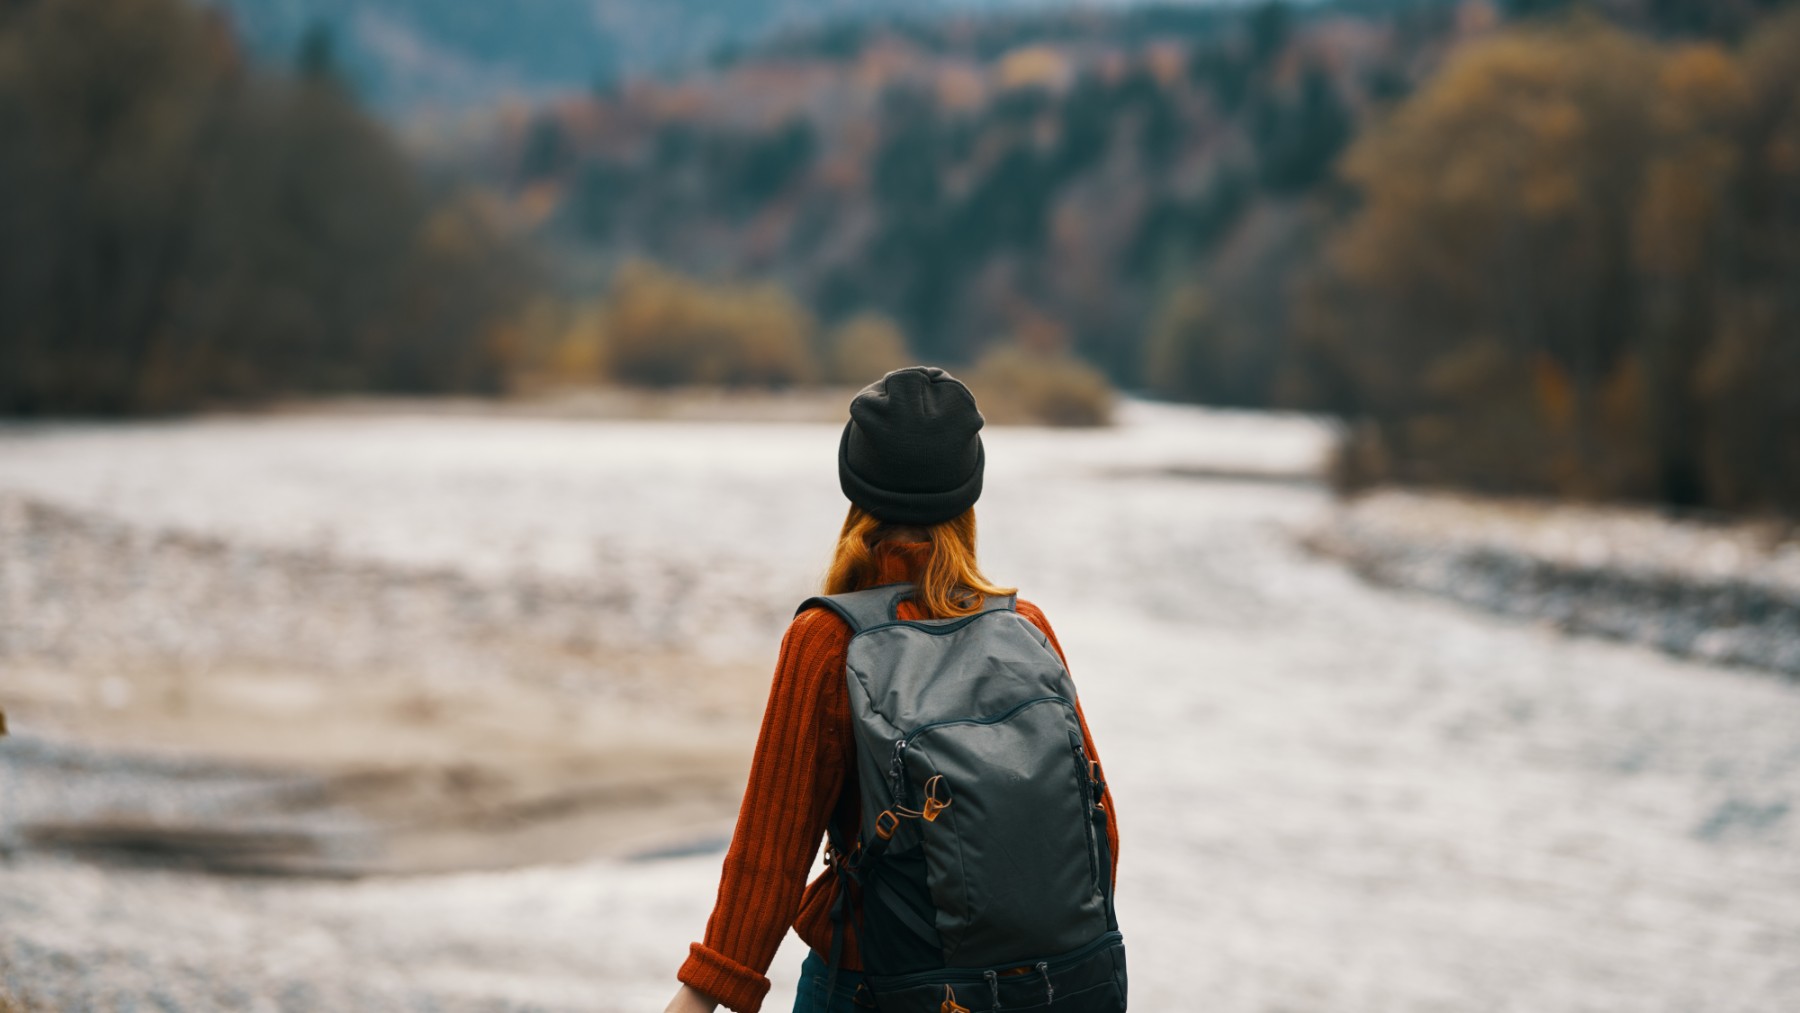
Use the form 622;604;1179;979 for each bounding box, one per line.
1519;167;1581;218
1338;21;1664;259
1531;100;1585;146
602;259;818;388
1635;156;1716;276
1629;43;1747;277
420;204;483;260
935;65;988;112
1581;353;1658;499
1771;137;1800;175
996;45;1072;92
826;313;912;386
515;180;564;229
1659;43;1750;125
1530;352;1575;432
1322;10;1800;512
1144;43;1187;87
549;306;608;383
1599;353;1647;439
965;345;1113;427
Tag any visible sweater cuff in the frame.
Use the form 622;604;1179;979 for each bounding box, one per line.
679;942;771;1013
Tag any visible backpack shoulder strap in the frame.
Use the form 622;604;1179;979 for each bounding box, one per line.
976;592;1018;616
796;583;916;635
797;584;1018;635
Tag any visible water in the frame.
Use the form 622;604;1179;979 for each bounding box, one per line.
1;402;1796;1011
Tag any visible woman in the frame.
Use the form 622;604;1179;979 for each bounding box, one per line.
665;366;1121;1013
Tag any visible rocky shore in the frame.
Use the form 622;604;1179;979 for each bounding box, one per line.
1306;489;1800;678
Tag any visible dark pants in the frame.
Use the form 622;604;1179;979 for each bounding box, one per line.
793;949;872;1012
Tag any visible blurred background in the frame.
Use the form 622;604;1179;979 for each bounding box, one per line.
2;0;1799;1009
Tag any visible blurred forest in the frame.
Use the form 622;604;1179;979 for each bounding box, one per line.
192;0;1006;113
1313;7;1800;514
3;0;1798;510
0;0;529;414
476;0;1798;512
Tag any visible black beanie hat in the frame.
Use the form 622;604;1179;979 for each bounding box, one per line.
838;366;985;525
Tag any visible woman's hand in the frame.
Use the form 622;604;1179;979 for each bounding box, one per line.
663;984;720;1013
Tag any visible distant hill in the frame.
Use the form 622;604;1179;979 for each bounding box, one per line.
442;0;1435;383
196;0;1248;112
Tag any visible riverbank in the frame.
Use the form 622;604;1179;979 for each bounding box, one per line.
0;491;760;877
262;386;866;425
1306;488;1800;677
256;379;1115;428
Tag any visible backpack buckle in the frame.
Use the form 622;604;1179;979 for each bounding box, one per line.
824;839;862;871
874;810;900;841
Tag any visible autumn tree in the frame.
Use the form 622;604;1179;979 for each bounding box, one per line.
600;260;818;387
1696;11;1800;510
826;313;912;386
1307;12;1800;512
0;0;530;414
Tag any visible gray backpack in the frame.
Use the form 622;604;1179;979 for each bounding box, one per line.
799;583;1127;1012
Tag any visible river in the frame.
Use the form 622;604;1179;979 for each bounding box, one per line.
1;401;1795;1011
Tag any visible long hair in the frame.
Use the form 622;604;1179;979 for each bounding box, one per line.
823;504;1016;618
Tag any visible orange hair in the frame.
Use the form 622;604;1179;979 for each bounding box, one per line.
823;505;1016;618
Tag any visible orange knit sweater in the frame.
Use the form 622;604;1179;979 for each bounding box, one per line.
677;542;1121;1013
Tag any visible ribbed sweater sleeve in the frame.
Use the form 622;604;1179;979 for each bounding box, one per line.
677;606;851;1013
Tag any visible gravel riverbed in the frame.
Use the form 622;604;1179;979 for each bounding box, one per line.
2;403;1797;1012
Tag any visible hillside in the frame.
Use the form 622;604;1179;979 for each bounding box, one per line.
438;1;1455;381
194;0;1248;111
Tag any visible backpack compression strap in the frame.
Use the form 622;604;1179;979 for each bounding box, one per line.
797;583;1016;634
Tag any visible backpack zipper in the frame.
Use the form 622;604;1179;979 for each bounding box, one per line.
900;695;1072;748
889;738;909;801
883;697;1071;835
1072;742;1101;891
